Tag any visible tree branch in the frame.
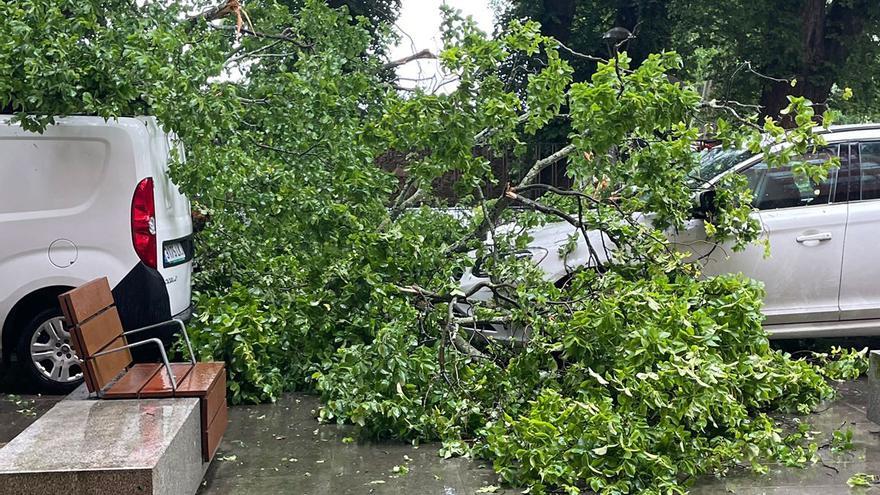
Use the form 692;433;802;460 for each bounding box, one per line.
446;144;577;254
383;49;437;70
398;187;425;210
519;144;576;186
396;282;516;303
701;100;763;132
208;24;311;48
505;189;581;228
188;0;238;22
556;40;607;63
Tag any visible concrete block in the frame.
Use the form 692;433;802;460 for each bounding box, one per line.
867;350;880;425
0;397;203;495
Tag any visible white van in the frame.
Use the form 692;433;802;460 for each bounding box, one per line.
0;116;194;393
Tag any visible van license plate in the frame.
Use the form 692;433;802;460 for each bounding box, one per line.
164;243;186;265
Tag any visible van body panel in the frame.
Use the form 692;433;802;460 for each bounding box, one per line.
0;115;193;358
132;117;193;316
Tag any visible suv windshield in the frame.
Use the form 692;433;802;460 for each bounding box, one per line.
693;148;752;183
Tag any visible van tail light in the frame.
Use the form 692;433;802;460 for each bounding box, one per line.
131;177;157;269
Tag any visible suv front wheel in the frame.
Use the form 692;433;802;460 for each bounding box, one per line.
15;307;84;394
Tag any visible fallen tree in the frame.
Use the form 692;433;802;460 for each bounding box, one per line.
0;1;865;493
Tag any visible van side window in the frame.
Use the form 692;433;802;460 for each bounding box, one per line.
741;147;839;210
858;142;880;201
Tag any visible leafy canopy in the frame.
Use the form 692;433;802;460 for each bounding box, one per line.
501;0;880;120
0;1;862;493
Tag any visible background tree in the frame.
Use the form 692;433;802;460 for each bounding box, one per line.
501;0;880;122
280;0;400;54
0;1;867;493
498;0;671;76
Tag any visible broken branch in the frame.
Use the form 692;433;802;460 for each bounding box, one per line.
383;49;436;70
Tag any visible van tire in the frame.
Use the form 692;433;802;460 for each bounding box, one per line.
15;307;84;394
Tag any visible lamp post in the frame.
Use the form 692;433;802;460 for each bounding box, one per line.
603;27;632;58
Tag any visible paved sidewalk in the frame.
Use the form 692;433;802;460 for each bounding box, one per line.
200;381;880;495
197;394;498;494
0;376;62;450
692;379;880;494
2;374;878;494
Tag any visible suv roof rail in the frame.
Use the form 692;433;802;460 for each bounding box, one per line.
815;123;880;134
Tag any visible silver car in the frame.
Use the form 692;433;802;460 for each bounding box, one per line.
460;124;880;339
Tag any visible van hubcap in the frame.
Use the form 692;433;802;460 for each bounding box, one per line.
30;317;83;383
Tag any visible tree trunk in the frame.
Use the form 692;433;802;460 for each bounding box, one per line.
760;79;832;127
614;0;639;33
760;0;869;125
542;0;576;43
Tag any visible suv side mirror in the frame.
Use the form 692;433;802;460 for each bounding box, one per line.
693;190;717;219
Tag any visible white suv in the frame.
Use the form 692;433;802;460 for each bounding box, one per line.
0;116;194;392
460;124;880;340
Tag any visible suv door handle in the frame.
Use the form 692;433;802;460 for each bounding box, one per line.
796;232;832;243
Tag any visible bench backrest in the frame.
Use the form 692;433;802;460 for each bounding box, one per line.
59;278;132;393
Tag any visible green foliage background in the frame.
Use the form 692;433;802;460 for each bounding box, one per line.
500;0;880;121
0;1;867;493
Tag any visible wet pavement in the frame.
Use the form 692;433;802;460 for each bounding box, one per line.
197;394;499;494
2;371;880;494
692;379;880;494
0;372;63;449
198;380;880;494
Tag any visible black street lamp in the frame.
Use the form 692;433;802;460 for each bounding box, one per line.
603;27;633;57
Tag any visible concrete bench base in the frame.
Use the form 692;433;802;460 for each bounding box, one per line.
0;390;205;495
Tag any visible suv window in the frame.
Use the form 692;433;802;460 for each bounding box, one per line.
741;147;839;210
859;142;880;201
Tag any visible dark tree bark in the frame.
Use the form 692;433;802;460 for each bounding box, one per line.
613;0;670;64
542;0;577;43
760;79;832;127
614;0;639;33
760;0;870;124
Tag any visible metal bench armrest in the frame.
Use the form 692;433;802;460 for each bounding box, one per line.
122;319;196;365
90;338;178;391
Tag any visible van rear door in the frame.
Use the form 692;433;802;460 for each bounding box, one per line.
139;117;193;318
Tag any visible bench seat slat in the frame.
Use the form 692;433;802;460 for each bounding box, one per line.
174;362;225;396
75;307;127;358
58;278;115;325
103;363;162;399
85;338;132;392
138;363;195;398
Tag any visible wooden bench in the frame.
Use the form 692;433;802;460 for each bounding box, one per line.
58;278;227;462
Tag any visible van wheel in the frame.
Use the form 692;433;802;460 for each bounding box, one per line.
15;308;84;394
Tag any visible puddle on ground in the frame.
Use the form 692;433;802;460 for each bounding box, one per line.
198;393;501;494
